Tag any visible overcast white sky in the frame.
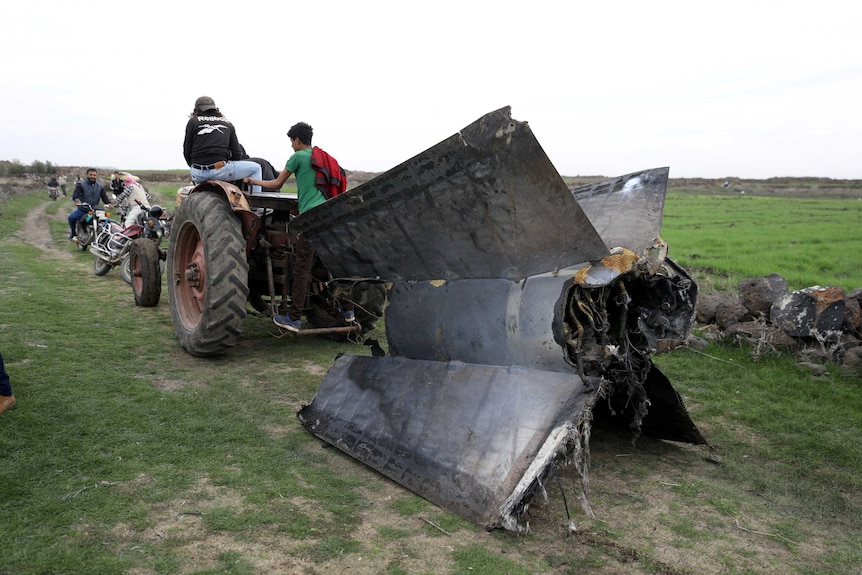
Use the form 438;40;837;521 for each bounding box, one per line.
1;1;859;179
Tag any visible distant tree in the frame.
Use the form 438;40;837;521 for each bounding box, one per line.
0;159;58;176
7;162;26;176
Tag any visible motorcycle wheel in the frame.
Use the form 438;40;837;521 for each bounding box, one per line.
93;257;112;276
130;238;162;307
121;252;164;285
120;254;133;284
167;191;249;356
76;222;94;251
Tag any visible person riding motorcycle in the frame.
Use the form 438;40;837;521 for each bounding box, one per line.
46;175;60;201
67;168;111;241
116;175;151;227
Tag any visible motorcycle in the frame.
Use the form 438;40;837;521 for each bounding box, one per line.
74;203;111;251
89;202;168;280
119;203;169;285
48;187;59;201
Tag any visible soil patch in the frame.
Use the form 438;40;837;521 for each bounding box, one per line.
20;200;74;260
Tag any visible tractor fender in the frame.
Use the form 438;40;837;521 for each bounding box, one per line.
181;181;260;257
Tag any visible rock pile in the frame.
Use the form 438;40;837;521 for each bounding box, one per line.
694;273;862;373
0;177;42;202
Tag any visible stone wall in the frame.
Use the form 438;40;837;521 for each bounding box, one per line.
695;274;862;373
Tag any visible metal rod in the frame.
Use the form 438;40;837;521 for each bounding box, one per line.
292;325;360;335
264;245;277;318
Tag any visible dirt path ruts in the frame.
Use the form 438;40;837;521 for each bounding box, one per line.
20;201;74;260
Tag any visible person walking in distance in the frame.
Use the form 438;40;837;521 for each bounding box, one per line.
183;96;262;192
245;121;353;332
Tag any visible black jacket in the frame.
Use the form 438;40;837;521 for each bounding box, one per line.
183;113;245;166
72;179;111;207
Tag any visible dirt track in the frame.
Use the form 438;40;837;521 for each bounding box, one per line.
20;200;74;260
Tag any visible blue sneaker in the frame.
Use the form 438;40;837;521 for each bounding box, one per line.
273;314;302;332
340;307;356;323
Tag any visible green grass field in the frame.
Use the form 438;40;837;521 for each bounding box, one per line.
662;192;862;293
0;181;860;575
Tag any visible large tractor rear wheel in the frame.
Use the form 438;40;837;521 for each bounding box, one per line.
168;192;249;356
130;238;162;307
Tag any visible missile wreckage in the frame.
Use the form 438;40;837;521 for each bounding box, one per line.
293;106;705;531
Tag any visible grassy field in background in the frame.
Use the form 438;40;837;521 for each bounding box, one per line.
0;183;860;575
662;192;862;293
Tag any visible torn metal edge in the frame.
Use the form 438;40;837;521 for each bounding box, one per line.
500;378;607;531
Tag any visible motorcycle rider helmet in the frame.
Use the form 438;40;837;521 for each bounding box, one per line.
194;96;217;114
148;205;164;218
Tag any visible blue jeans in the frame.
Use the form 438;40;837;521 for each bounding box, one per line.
68;206;91;235
190;160;262;193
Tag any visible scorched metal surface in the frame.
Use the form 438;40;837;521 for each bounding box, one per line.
294;106;705;531
293;106;608;282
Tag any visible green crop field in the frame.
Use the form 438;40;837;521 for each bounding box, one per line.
662;192;862;293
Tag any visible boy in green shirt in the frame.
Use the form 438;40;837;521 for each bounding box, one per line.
246;122;353;332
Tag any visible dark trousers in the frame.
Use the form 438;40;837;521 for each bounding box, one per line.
288;233;315;322
67;207;88;235
287;233;354;322
0;351;12;396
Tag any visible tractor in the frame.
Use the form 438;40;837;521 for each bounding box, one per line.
165;181;386;357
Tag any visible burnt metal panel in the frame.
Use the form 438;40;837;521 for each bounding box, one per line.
295;106;609;282
640;364;707;444
289;106;704;531
298;354;600;530
570;168;669;255
385;272;583;373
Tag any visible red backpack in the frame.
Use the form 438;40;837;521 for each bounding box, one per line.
310;146;348;199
